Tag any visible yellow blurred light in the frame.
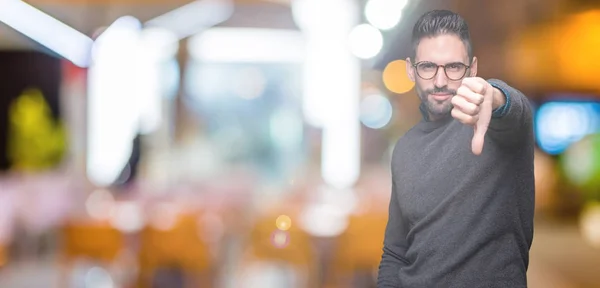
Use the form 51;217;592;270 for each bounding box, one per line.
382;59;414;94
580;202;600;249
507;9;600;91
275;214;292;231
556;10;600;90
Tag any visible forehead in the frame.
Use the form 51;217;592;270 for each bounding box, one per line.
415;34;469;64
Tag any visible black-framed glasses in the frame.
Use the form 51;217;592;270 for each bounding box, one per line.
412;61;470;81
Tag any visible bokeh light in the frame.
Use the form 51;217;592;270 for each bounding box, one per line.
360;94;393;129
275;215;292;231
536;102;600;155
270;230;290;249
561;134;600;193
85;189;115;220
84;266;115;288
364;0;407;30
149;202;180;231
580;202;600;249
109;201;144;233
382;59;414;94
348;24;383;59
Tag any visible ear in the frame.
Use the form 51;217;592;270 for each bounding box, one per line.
406;57;415;82
469;56;478;77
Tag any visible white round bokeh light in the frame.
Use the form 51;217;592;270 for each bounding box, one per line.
364;0;407;30
348;24;383;59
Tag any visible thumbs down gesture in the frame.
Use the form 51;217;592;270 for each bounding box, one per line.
450;77;499;155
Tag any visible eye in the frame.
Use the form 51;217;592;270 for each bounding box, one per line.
445;63;463;71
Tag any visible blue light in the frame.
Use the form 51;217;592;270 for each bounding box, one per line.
535;101;600;155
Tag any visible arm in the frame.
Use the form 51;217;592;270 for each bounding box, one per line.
377;180;410;287
486;78;534;146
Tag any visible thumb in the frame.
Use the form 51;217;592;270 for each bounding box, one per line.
471;91;493;155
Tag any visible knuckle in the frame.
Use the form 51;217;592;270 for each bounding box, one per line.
476;95;484;104
468;106;477;115
451;96;460;105
477;82;485;92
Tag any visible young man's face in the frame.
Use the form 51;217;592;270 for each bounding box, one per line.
406;34;477;120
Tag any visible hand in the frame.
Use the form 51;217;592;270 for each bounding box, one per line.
451;77;494;155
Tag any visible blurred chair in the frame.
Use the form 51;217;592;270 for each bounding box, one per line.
238;210;318;288
59;220;125;286
137;212;213;288
61;221;124;263
327;212;387;288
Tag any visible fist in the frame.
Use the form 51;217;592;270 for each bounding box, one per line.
451;77;494;155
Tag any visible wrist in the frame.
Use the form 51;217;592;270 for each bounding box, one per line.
491;87;506;110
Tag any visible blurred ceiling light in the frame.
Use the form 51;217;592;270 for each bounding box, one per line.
291;0;356;32
87;16;142;187
92;16;142;62
0;0;93;67
138;27;179;62
292;0;361;189
348;23;383;59
188;28;305;63
145;0;234;40
136;27;178;135
364;0;406;30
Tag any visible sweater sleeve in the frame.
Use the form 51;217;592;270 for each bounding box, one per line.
377;179;410;287
485;79;534;147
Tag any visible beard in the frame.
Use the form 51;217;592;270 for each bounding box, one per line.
416;84;457;120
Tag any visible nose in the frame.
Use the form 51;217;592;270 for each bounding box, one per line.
433;66;448;88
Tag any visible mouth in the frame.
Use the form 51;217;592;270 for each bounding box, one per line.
430;93;452;101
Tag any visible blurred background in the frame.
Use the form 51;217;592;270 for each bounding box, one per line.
0;0;599;287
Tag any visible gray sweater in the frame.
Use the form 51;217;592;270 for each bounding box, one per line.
377;79;535;288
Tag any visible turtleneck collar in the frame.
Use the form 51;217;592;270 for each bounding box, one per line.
418;103;454;131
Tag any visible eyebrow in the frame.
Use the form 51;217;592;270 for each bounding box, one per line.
416;60;467;64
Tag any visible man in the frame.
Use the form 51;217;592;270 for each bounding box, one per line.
377;10;535;288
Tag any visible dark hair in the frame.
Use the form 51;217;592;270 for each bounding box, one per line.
411;10;472;61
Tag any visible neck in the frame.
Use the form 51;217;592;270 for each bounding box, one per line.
428;113;446;122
